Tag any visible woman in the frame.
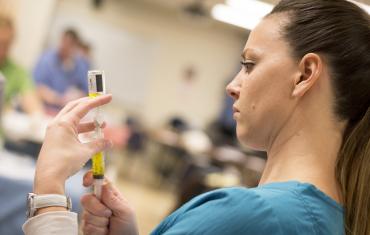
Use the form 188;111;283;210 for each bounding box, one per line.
23;0;369;234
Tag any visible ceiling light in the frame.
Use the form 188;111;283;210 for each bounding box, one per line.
348;0;370;14
211;0;369;30
211;0;273;30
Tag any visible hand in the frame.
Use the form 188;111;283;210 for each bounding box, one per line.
81;172;139;235
34;95;112;195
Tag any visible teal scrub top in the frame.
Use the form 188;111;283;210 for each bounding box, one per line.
151;181;344;235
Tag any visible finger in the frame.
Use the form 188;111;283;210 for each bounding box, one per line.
83;171;109;187
81;194;112;217
83;171;94;187
84;175;123;204
83;222;108;235
66;94;112;125
100;181;130;217
55;97;89;119
82;210;110;227
83;171;112;188
77;122;106;133
84;139;112;157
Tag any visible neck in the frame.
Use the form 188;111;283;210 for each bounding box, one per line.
259;108;345;203
58;51;67;62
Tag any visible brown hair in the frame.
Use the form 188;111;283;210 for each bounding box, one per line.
269;0;370;234
63;28;80;43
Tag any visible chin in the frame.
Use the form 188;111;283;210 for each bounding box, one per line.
237;128;266;151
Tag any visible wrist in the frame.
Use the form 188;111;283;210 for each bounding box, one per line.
35;206;68;216
34;182;65;195
34;172;65;195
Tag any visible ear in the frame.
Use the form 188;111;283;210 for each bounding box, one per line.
292;53;323;97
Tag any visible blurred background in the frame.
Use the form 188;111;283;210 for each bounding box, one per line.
0;0;368;234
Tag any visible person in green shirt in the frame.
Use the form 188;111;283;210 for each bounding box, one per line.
0;15;43;114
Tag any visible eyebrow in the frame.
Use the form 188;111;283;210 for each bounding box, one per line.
241;48;260;60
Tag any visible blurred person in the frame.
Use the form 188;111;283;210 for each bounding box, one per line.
77;39;92;70
212;91;237;146
0;14;46;158
0;16;40;232
0;18;86;235
0;176;32;235
0;15;43;114
33;28;89;114
22;0;370;234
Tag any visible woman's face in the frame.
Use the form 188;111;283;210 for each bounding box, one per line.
227;16;300;150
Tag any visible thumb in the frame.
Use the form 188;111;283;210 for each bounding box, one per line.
101;181;131;217
84;139;112;156
83;171;94;187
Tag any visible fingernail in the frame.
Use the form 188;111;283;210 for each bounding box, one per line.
106;209;112;216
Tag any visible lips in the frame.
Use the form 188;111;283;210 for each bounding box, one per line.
233;106;240;113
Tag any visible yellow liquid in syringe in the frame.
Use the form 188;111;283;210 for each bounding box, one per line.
89;92;105;179
92;152;105;179
89;93;99;98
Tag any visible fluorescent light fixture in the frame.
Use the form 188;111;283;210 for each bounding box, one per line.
211;0;273;30
226;0;273;15
211;0;369;30
212;4;254;29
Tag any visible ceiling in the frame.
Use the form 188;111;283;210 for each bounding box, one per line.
135;0;370;11
118;0;370;32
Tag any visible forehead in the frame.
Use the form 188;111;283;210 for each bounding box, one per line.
243;15;290;58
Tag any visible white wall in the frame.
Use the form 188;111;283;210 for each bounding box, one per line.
48;0;247;128
6;0;57;70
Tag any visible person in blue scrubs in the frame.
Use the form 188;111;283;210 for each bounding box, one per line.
28;0;370;234
33;28;89;113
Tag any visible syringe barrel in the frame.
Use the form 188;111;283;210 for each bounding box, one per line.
88;70;106;96
87;70;106;180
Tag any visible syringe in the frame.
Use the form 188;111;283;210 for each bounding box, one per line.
87;70;106;200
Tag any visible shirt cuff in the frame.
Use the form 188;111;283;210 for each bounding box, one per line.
23;211;78;235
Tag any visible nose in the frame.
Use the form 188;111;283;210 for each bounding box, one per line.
226;74;241;100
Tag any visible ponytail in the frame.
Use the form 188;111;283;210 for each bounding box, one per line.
336;107;370;235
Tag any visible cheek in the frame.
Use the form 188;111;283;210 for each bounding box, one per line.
235;78;266;147
247;62;294;111
238;72;280;119
236;69;294;148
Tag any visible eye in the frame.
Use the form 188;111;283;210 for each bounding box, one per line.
240;61;255;73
